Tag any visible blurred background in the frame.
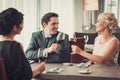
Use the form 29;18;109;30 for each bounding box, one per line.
0;0;120;50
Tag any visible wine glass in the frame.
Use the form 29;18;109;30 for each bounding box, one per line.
69;34;77;63
38;49;47;62
84;35;88;44
69;33;77;45
49;33;65;53
56;33;65;44
39;56;47;62
69;38;76;45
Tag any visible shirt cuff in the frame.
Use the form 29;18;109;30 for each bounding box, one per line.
37;48;41;58
43;48;48;57
38;48;48;58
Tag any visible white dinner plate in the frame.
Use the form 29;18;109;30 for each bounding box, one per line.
63;63;73;66
78;69;91;74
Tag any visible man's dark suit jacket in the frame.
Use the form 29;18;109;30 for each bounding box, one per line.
25;30;71;63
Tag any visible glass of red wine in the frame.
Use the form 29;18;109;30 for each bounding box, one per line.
56;33;65;44
39;56;47;62
69;38;76;45
38;49;47;62
56;40;64;44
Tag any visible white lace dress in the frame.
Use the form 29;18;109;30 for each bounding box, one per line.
93;35;119;65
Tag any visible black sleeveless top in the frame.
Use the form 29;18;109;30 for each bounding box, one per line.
0;41;32;80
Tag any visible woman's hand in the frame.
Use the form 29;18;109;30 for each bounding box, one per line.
71;45;83;54
38;62;45;73
33;62;45;77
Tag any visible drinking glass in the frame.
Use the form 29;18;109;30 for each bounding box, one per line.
84;35;88;44
38;49;47;62
39;56;47;62
69;38;76;45
56;33;65;44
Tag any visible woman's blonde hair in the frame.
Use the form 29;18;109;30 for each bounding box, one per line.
98;12;118;31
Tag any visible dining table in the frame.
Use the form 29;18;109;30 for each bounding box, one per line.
31;62;120;80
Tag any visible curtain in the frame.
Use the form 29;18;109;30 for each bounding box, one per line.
93;0;105;25
0;0;37;50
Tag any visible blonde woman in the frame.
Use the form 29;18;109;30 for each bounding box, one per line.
72;12;120;65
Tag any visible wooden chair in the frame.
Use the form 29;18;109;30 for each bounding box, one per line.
113;33;120;40
70;37;85;63
118;51;120;65
74;32;98;44
112;33;120;65
0;58;7;80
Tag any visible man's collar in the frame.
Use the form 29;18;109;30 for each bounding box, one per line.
43;30;59;38
43;30;52;38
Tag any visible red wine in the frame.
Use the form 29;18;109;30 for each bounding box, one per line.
56;40;64;44
39;56;46;62
69;40;75;45
69;38;76;45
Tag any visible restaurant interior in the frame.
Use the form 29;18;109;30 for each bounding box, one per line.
0;0;120;80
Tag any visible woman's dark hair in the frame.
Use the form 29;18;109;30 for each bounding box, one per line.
0;8;23;35
41;12;58;27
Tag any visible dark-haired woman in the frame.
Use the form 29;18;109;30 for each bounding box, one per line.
0;8;45;80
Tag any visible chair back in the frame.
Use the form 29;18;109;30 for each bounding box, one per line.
0;58;7;80
70;37;85;63
118;51;120;65
113;33;120;40
74;32;98;44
